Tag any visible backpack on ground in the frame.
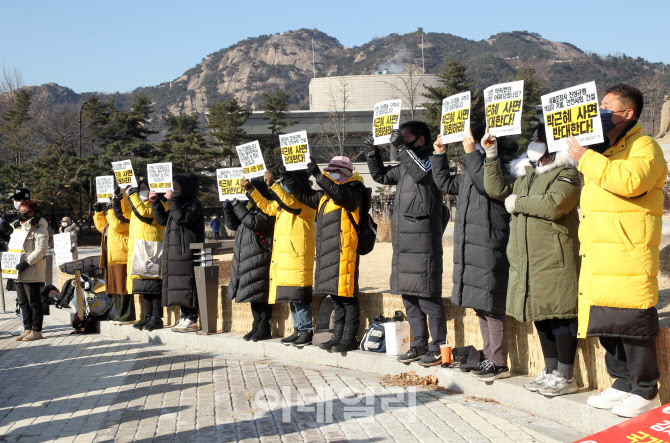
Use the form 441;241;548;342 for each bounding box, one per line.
346;186;377;255
312;296;335;347
53;278;77;309
360;322;386;352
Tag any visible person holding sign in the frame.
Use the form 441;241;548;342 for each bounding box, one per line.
242;170;317;348
224;179;276;341
567;84;667;417
282;157;366;353
151;174;205;333
58;217;79;257
432;124;515;381
365;121;449;367
9;201;49;342
484;123;581;396
121;180;169;332
93;199;133;324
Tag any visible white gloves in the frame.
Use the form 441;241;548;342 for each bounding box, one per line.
505;194;517;214
482;132;498;158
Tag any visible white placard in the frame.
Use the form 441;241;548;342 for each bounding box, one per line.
111;159;138;188
96;175;115;203
441;91;471;144
236;141;267;179
373;99;402;145
7;231;28;253
484;80;524;136
1;252;22;280
279;130;311;171
541;81;604;152
216;168;248;202
147;162;173;193
53;232;74;266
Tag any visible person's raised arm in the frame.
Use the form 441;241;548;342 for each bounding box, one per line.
364;133;401;185
284;164;322;210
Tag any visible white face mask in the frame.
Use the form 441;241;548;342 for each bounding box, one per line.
329;172;341;180
139;190;150;201
527;141;547;162
61;222;68;228
13;201;21;211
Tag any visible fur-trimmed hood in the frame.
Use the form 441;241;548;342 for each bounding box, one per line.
507;150;577;177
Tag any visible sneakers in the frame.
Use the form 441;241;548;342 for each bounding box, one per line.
538;370;577;397
134;317;151;330
292;330;313;347
474;360;511;381
524;369;550;392
419;351;442;367
587;387;629;410
13;330;31;342
173;320;199;333
144;318;164;332
11;325;24;336
281;330;300;346
470;359;490;377
611;393;660;418
22;331;44;341
397;346;428;363
171;319;188;332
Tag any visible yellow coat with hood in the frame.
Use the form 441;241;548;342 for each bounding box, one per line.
93;207;129;267
249;182;316;304
577;122;668;339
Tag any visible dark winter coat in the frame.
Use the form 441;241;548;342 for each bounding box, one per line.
286;171;365;298
432;150;511;314
152;175;205;309
367;144;448;298
224;201;275;304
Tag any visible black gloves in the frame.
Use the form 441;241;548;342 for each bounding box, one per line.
306;160;321;177
93;202;103;212
364;133;378;156
230;198;240;208
16;261;30;273
126;187;138;196
114;186;123;198
223;200;233;210
389;129;405;149
105;201;113;211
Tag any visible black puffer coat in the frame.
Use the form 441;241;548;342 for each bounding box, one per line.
432;150;511;314
367;144;447;298
224;201;275;303
152;174;205;308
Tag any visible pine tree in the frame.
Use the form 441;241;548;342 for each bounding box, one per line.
510;67;547;149
158;114;215;174
206;98;251;158
0;88;34;165
258;90;295;171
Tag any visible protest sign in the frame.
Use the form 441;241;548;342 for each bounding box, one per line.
541;81;603;152
1;252;22;280
575;404;670;443
441;91;471;144
96;175;115;203
373;99;402;145
216;168;247;202
111;159;138;187
236;141;267;179
279;131;311;171
484;80;524;136
7;231;28;253
53;232;74;266
147;162;173;193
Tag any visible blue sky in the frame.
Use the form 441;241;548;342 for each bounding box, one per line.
2;0;668;94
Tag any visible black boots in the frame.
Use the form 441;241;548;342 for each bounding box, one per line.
145;317;163;332
251;323;271;342
292;330;313;347
133;317;151;330
281;329;300;345
331;325;359;353
319;324;344;351
244;321;259;341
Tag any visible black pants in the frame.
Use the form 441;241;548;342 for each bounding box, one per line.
332;295;359;329
250;302;272;325
113;294;136;322
402;295;446;352
534;318;578;365
16;282;43;332
599;336;659;400
142;293;162;319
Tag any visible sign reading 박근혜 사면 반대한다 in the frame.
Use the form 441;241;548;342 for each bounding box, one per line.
373;99;402;145
96;176;115;203
236;141;267;179
484;80;524;137
542;81;604;152
53;232;74;266
1;252;22;280
111;159;138;188
147;162;173;193
217;168;248;202
279;130;311;171
441;91;471;144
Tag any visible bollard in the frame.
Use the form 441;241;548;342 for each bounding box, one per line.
190;242;220;334
45;252;54;287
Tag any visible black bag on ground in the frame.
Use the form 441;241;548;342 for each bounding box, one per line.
312;296;335;347
40;284;57;315
346;186;377;255
53;278;77;309
444;345;485;371
71;313;96;334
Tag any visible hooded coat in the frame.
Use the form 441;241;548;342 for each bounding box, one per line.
367;144;447;298
249;182;316;304
9;216;49;283
577;122;667;339
484;150;581;322
224;200;275;304
432;150;511;314
152;174;205;309
93;207;130;267
286;171;365;298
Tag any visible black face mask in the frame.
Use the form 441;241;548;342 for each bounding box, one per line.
405;138;418;150
17;212;32;222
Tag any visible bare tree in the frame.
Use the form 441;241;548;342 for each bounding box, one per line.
638;72;670;136
383;56;429;120
312;78;356;160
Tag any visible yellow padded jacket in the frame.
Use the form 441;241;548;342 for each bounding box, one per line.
93;207;129;267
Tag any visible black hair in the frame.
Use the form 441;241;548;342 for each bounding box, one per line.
605;84;644;119
173;173;200;201
471;123;486;144
400;121;431;145
535;123;548;145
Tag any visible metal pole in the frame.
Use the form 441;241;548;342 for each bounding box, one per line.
0;270;6;313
